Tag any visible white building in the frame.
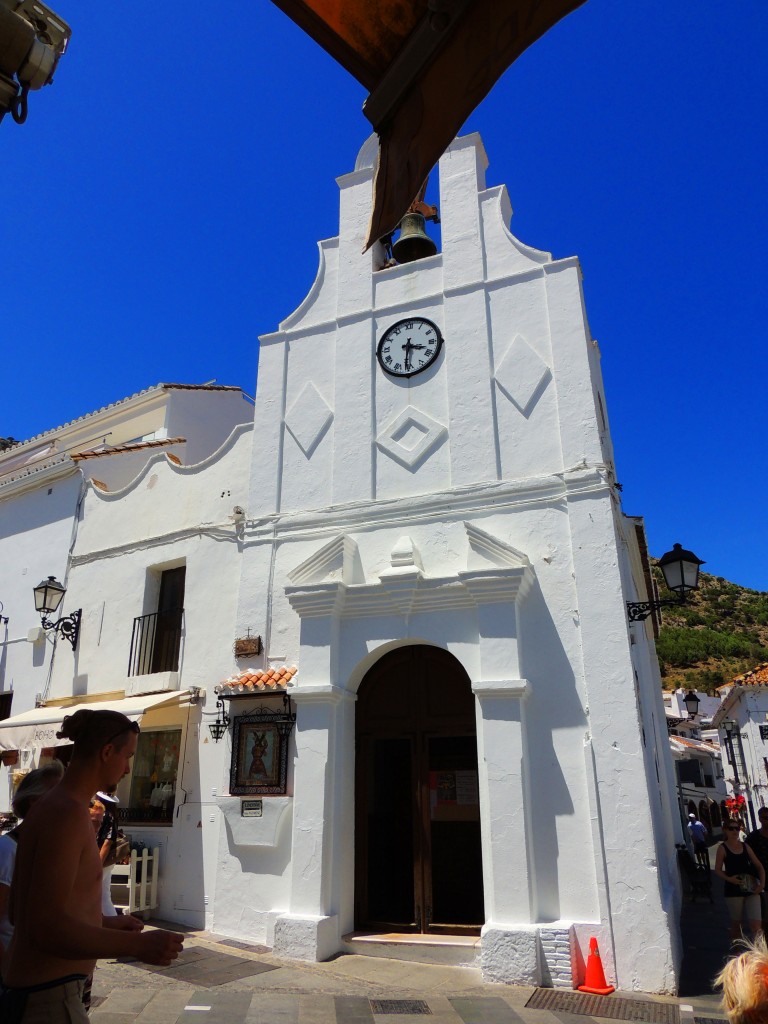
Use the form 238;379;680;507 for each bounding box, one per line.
0;383;251;787
222;134;682;990
664;689;726;835
0;135;684;993
714;664;768;830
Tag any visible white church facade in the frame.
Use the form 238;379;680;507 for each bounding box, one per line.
0;134;683;992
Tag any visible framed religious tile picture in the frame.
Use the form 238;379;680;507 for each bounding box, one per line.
229;702;294;796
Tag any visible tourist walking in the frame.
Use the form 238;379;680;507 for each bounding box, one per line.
688;812;710;868
715;819;766;942
0;709;183;1023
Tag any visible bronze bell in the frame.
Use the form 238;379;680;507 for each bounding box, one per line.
392;212;437;264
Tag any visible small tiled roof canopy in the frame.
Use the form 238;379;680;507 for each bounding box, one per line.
217;666;297;696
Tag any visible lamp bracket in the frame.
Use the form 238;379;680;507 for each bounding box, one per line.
207;696;231;743
626;596;685;623
40;608;81;650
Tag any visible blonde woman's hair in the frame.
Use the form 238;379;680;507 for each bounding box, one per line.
715;934;768;1023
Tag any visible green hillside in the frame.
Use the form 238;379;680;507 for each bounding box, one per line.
651;565;768;692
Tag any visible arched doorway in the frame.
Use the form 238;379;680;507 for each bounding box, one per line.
698;800;711;830
354;645;484;934
710;801;721;828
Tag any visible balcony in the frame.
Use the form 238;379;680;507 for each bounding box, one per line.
128;609;183;678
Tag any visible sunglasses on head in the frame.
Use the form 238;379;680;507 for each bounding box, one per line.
104;721;140;746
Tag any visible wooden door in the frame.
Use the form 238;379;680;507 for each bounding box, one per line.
355;646;484;934
151;566;185;673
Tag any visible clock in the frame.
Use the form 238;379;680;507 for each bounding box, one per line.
376;317;443;378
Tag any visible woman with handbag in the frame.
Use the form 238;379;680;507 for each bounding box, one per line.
715;818;766;941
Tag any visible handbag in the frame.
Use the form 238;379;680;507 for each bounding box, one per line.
104;829;131;867
735;873;760;895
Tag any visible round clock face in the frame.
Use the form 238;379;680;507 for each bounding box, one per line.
376;317;443;378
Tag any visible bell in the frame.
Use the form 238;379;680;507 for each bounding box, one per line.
392;212;437;264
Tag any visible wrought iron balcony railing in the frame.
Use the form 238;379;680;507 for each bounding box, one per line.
128;609;183;677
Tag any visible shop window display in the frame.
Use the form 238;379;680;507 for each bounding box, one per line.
123;729;180;824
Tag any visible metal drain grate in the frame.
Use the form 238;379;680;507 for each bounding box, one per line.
370;999;432;1015
693;1019;728;1024
525;989;679;1023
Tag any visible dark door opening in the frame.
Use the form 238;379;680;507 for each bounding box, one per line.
151;566;185;674
355;645;484;935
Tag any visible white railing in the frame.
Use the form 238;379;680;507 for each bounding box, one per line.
110;847;160;917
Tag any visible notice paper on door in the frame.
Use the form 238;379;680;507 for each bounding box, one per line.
454;770;479;805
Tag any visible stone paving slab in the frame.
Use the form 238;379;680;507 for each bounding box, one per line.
335;995;375;1023
297;993;338;1024
176;990;253;1022
133;988;195;1023
90;1014;140;1024
94;988;157;1013
244;991;301;1023
450;996;524;1024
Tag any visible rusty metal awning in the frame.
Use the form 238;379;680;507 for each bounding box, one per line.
270;0;587;249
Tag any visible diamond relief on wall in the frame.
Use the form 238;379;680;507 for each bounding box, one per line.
284;382;334;458
376;406;447;470
494;334;551;416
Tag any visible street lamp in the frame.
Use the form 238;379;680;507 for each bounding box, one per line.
683;690;701;720
627;543;705;623
208;698;231;743
32;576;81;650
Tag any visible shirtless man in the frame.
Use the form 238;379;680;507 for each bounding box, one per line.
0;709;183;1022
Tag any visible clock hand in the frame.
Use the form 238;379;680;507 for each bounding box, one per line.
403;339;413;370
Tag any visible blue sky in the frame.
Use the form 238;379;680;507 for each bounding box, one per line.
2;3;766;590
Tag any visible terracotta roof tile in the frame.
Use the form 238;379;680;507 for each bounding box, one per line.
729;663;768;688
217;666;297;695
72;437;186;460
672;735;720;754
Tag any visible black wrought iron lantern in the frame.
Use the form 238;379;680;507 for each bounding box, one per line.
32;576;81;650
682;690;700;719
657;543;705;597
627;543;705;623
208;697;231;743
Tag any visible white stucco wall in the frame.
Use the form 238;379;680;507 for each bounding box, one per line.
0;469;82;710
37;424;254;927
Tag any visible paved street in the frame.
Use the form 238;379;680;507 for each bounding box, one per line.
86;900;730;1024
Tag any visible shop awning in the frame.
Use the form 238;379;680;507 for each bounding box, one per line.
0;691;190;755
270;0;587;248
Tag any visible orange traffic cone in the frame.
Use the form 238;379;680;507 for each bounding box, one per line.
578;936;615;995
